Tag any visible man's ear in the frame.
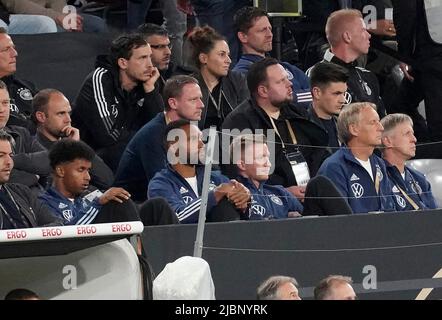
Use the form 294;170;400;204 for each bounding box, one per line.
348;123;359;137
55;165;64;178
34;111;46;124
382;135;393;148
236;159;246;172
117;57;128;70
257;84;268;99
237;31;247;44
312;87;321;100
343;31;352;44
168;97;178;110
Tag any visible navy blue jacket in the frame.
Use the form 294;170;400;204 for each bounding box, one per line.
385;161;438;210
238;176;303;220
148;166;230;224
232;54;312;109
114;112;167;202
39;187;102;225
318;148;398;213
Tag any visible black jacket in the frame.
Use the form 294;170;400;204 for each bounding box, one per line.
392;0;442;63
2;75;37;133
316;50;386;116
5;125;50;188
72;55;164;150
221;98;330;187
0;3;9;25
193;70;249;130
0;183;63;229
307;105;339;154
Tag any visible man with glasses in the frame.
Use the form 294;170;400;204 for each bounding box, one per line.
137;23;187;94
0;28;37;131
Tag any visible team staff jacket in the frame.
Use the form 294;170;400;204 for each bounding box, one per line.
148;165;230;224
2;75;37;131
114;112;167;202
222;98;330;187
72;55;164;150
318;148;399;213
309;50;386;116
39;187;102;225
385;161;438;211
232;54;312;109
237;176;303;220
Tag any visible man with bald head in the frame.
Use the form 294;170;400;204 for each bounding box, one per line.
308;9;385;116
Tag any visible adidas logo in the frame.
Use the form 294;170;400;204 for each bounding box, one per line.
350;174;360;181
392;185;399;193
58;202;68;209
179;186;188;194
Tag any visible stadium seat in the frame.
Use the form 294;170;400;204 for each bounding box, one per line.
406;159;442;206
12;32;112;103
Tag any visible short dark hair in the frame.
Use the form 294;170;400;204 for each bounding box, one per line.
163;119;191;150
49;139;95;169
309;62;349;89
5;288;40;300
137;23;169;39
31;88;62;124
110;33;148;67
314;275;353;300
234;6;269;34
0;129;12;144
247;57;279;96
163;75;199;111
0;79;7;90
188;26;225;68
0;27;7;35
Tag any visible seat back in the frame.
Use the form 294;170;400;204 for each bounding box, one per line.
406;159;442;206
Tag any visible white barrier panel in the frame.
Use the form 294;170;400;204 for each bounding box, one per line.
0;221;144;242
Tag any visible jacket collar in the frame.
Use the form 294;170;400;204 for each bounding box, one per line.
323;49;358;68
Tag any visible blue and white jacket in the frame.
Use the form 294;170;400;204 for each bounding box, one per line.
148;166;231;224
238;176;303;220
318;148;399;213
232;54;312;109
385;161;438;211
39;187;102;225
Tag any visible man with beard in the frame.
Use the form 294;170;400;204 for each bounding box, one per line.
222;57;329;201
114;75;204;202
148;119;251;223
381;113;438;210
31;89;113;191
72;33;163;171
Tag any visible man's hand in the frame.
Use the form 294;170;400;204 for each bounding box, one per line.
60;126;80;141
368;19;396;37
99;187;131;205
400;62;415;82
143;67;160;93
286;185;306;202
288;211;302;218
227;180;251;210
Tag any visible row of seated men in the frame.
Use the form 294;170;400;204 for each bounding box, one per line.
0;7;437;229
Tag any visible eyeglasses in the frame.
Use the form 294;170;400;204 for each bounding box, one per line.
150;43;173;50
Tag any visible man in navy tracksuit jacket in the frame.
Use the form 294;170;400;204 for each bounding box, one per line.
148;120;251;223
318;103;399;213
381;113;438;211
114;75;205;202
232;7;312;109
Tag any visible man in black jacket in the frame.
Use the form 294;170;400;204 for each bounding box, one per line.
0;129;62;229
0;28;37;131
222;57;330;201
72;33;164;171
391;0;442;158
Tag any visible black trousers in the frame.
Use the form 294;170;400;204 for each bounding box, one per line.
303;175;353;216
92;198;140;224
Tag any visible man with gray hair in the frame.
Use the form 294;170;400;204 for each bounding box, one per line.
314;275;356;300
257;275;301;300
318;102;398;213
381;113;437;210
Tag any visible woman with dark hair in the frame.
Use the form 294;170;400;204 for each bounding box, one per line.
188;25;249;130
